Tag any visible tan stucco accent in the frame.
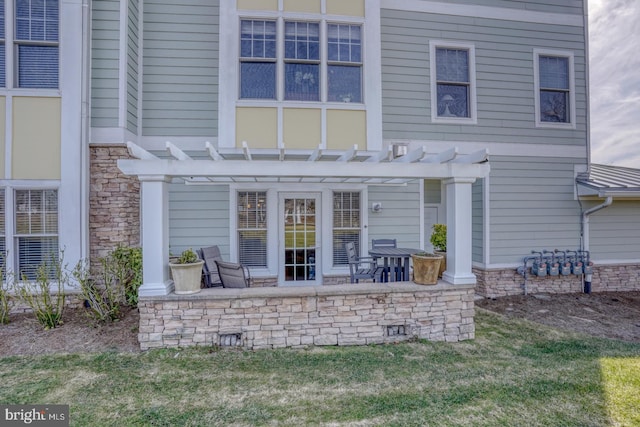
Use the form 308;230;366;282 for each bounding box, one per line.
12;97;61;180
326;110;366;150
0;97;5;178
236;107;278;149
237;0;278;11
283;0;320;13
283;108;321;149
326;0;365;16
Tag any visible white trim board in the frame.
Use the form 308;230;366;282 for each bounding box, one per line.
380;0;584;27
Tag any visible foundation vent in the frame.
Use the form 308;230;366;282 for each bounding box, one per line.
219;333;243;347
386;325;407;337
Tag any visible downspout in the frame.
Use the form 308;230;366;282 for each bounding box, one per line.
581;196;613;293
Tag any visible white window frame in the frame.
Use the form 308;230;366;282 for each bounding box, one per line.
429;40;477;125
229;183;368;280
533;48;576;129
218;1;383;151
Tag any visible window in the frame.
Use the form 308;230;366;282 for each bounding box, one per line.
535;50;575;126
327;24;362;103
240;20;276;99
284;21;320;101
332;192;360;266
239;18;363;103
430;41;477;124
237;191;267;267
15;189;58;280
0;0;5;87
14;0;59;88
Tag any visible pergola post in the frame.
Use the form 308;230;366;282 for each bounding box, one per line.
442;177;477;285
138;175;173;296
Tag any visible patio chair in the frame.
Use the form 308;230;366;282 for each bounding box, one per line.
215;260;252;288
345;242;384;283
371;238;398;273
198;246;223;288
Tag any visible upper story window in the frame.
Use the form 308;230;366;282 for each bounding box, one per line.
0;0;59;89
240;19;276;99
239;18;363;103
430;41;477;124
534;50;575;127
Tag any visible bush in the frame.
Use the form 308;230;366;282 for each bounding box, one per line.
176;248;199;264
0;279;12;325
17;252;68;329
110;246;142;307
430;224;447;252
73;246;143;323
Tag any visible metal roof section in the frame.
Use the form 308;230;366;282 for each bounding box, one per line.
118;141;491;184
577;164;640;197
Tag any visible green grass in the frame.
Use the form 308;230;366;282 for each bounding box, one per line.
1;309;639;426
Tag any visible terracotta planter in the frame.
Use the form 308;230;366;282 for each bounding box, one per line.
169;260;204;294
411;254;444;285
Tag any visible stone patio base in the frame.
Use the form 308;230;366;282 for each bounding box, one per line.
138;282;476;350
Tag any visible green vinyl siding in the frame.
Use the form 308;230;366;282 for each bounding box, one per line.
380;8;587;145
433;0;584;15
472;179;484;263
91;0;120;128
588;201;640;261
368;182;422;250
488;156;583;264
143;0;219;137
169;184;230;259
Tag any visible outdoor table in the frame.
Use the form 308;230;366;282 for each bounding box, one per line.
368;247;422;282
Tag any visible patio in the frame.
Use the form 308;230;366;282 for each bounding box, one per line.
138;280;475;350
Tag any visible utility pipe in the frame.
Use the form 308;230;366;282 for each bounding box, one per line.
581;196;613;293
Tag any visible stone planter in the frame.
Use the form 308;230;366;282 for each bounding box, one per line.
169;260;204;294
411;253;444;285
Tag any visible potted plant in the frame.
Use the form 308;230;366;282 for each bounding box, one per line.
411;252;444;285
430;223;447;278
169;248;204;294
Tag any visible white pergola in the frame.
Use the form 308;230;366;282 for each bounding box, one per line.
118;142;491;296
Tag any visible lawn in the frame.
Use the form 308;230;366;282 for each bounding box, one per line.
1;310;638;426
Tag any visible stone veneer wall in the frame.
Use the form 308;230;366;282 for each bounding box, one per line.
90;144;140;264
138;282;475;350
474;264;640;298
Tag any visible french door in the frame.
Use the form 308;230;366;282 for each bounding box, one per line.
279;193;321;286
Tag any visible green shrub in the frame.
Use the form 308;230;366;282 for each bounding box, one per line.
17;252;68;329
110;246;142;307
0;279;12;325
429;224;447;252
176;248;199;264
73;246;143;323
73;258;122;323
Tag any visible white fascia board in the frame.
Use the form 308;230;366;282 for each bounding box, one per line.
118;159;490;180
381;0;584;27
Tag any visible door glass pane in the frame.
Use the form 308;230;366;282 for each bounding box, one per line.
284;197;316;281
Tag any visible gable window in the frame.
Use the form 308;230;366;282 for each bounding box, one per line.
237;191;267;267
430;41;477;124
15;189;58;280
332;191;360;266
534;50;575;127
15;0;59;88
239;18;363;103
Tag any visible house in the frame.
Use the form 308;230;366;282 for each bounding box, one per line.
3;0;638;311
